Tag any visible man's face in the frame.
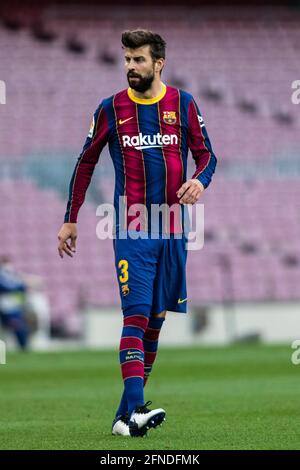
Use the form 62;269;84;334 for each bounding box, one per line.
124;45;156;93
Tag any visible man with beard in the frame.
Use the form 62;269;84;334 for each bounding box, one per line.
57;30;217;437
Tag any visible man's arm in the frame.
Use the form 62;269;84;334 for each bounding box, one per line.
177;97;217;204
57;102;110;258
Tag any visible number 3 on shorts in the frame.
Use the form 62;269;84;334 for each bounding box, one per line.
118;259;129;283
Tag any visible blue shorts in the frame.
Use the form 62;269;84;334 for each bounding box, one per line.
113;231;188;315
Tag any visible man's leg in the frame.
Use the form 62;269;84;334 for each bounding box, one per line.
143;310;166;386
115;309;166;417
1;312;28;350
113;234;165;433
118;304;150;418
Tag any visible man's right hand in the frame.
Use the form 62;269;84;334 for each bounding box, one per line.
57;223;77;258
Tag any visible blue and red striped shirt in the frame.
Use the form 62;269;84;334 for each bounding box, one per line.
64;83;217;233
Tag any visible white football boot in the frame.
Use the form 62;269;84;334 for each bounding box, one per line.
129;401;166;437
111;414;130;436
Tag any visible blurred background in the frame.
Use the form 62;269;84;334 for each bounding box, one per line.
0;0;299;350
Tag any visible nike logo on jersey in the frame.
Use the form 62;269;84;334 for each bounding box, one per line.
119;117;134;125
177;298;187;304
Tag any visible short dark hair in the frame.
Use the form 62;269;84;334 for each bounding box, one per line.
121;29;166;61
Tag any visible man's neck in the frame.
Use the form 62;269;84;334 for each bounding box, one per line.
130;80;164;100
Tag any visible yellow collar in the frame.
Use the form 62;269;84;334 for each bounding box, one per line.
127;83;167;105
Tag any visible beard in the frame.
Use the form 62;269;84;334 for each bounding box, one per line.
127;70;155;93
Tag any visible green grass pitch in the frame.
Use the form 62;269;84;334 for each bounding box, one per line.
0;345;299;450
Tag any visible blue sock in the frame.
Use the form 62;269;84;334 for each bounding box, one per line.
115;389;128;418
116;315;165;417
117;304;150;419
124;377;144;418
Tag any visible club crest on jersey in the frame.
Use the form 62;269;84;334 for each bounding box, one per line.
163;111;177;124
122;284;130;296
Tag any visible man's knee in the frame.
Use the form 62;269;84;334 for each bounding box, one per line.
152;310;167;318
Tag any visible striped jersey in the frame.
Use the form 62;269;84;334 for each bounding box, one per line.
64;83;217;233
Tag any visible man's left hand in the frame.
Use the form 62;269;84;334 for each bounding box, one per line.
176;179;205;204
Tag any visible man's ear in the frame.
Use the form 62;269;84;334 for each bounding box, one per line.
155;58;165;74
